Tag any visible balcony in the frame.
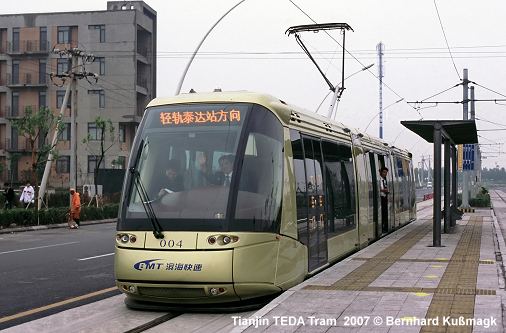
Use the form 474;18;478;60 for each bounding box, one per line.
6;73;47;88
5;138;27;152
0;140;6;155
0;106;8;119
0;42;7;54
5;105;38;119
6;40;50;55
5;137;48;153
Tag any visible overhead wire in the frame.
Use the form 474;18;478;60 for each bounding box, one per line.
288;0;423;119
433;0;461;80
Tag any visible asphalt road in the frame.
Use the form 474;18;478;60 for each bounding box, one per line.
0;223;119;329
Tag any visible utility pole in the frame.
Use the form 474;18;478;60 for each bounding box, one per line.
462;69;470;208
37;48;96;210
70;54;78;190
377;42;384;139
470;86;477;196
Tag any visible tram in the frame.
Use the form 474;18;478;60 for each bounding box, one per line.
114;91;416;308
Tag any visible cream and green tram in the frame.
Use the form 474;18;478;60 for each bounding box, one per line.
114;91;416;308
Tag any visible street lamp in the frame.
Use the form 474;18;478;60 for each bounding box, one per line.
175;0;249;95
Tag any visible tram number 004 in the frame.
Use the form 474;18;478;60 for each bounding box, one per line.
159;239;183;248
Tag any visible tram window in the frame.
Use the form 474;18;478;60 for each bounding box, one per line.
233;105;283;232
321;140;356;236
290;130;308;245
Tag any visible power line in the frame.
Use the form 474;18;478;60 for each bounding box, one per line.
433;0;461;80
288;0;423;119
414;83;462;104
471;81;506;99
475;117;506;128
478;129;506;131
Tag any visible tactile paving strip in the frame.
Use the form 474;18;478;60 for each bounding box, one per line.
420;216;483;333
303;215;490;332
351;258;495;265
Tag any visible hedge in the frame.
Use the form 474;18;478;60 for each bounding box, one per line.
0;204;119;229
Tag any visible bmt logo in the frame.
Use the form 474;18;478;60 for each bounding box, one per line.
133;259;163;271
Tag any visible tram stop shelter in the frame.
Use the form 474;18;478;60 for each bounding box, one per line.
401;120;478;247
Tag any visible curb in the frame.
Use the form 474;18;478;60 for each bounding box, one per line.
0;218;117;234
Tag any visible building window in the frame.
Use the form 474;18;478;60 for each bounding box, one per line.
88;123;103;141
12;28;19;52
57;58;70;75
88;89;105;108
56;156;70;174
11;92;19;116
11;127;18;150
119;124;126;143
39;60;46;84
12;60;19;84
56;90;71;108
88;155;105;173
95;57;105;75
39;27;47;51
57;26;71;44
39;91;47;109
88;25;105;43
57;123;71;141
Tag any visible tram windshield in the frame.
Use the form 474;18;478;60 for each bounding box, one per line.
121;102;284;232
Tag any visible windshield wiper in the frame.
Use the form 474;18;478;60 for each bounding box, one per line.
129;139;164;239
130;167;164;239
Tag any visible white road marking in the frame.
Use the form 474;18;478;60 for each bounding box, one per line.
0;241;79;255
78;253;114;261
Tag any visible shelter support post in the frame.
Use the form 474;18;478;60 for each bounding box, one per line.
433;124;442;247
451;144;459;227
400;119;478;246
444;140;451;233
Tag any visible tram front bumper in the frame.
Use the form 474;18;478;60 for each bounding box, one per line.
114;246;240;303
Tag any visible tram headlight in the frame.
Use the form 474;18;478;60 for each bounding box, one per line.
209;287;226;296
117;233;137;244
208;234;239;246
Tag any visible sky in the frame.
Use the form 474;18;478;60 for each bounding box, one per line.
3;0;506;169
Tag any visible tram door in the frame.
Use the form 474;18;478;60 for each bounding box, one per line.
369;153;380;238
302;136;328;272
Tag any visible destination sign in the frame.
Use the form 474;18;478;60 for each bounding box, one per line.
159;109;242;126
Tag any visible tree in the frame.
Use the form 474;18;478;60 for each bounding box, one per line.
82;116;116;206
11;106;63;210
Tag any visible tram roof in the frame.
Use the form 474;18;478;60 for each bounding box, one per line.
148;91;411;154
148;90;348;131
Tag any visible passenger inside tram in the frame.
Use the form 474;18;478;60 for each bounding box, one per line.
157;159;184;197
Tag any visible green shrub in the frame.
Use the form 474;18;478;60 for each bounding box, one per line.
46;191;70;207
469;193;491;207
0;204;118;229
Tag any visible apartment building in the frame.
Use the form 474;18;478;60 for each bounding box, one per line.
0;1;156;188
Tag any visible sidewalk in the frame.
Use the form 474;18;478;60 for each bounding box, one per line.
231;192;506;332
0;218;116;234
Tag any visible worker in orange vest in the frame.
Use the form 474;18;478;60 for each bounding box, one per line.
69;188;81;229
